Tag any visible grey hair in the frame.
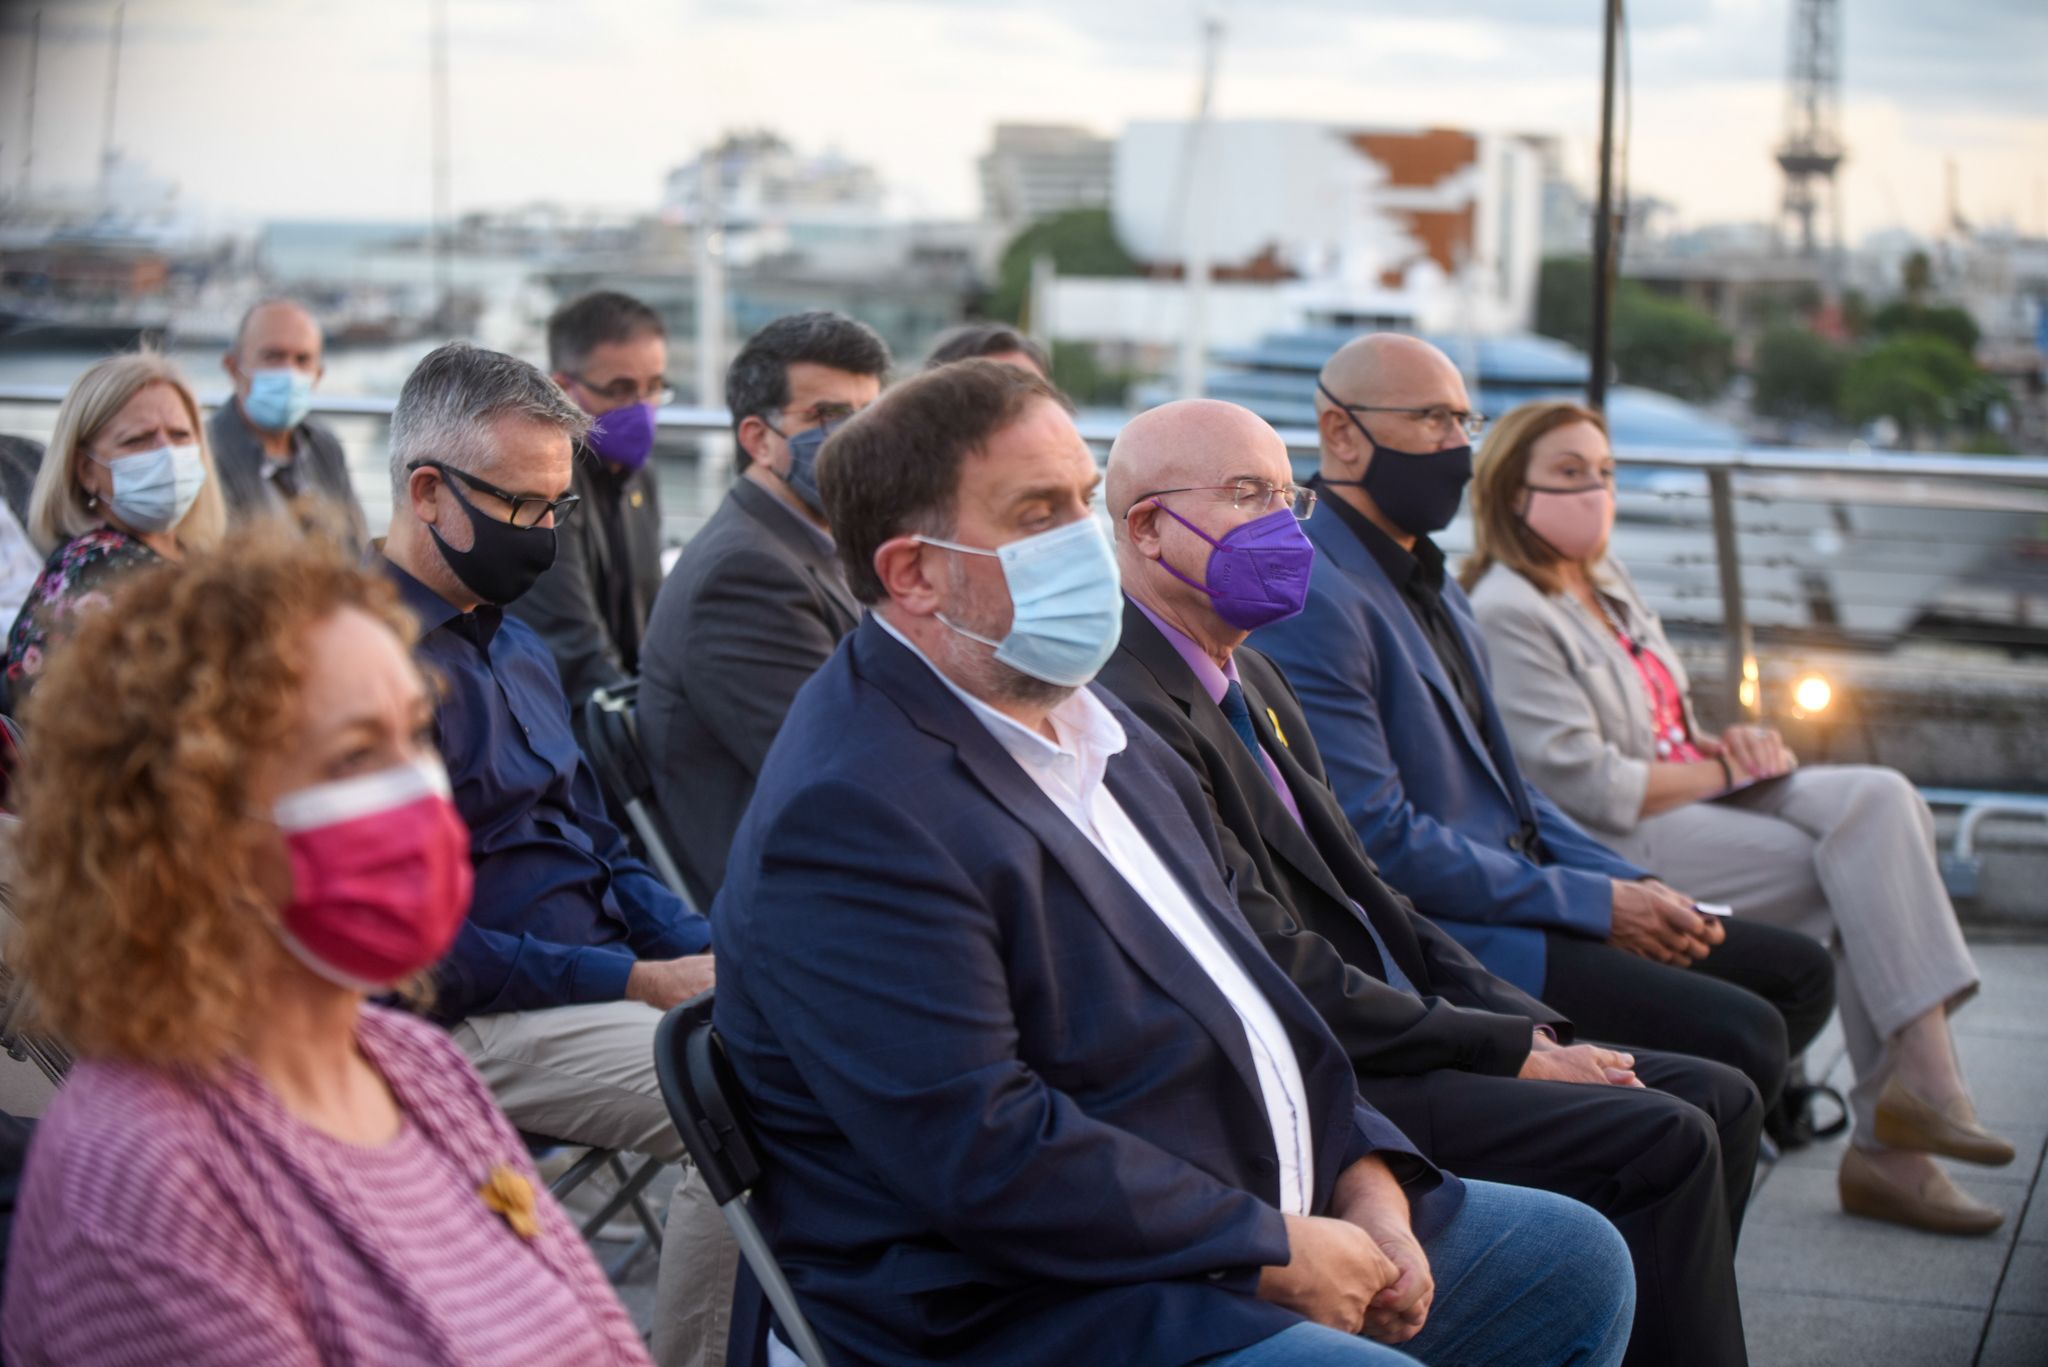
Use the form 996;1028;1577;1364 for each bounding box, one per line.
387;342;590;499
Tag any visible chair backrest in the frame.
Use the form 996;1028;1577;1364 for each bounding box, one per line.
583;682;696;911
0;963;72;1089
655;992;832;1367
653;990;762;1205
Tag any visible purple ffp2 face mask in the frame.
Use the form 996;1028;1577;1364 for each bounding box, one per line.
1154;503;1317;630
586;401;657;470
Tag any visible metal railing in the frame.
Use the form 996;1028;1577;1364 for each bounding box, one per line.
3;384;2046;722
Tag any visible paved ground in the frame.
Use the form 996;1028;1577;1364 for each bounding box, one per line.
597;934;2048;1364
1737;935;2048;1367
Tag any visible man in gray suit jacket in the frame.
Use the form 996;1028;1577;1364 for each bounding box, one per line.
208;298;367;553
638;311;890;904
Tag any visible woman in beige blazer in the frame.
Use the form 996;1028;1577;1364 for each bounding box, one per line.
1462;399;2009;1237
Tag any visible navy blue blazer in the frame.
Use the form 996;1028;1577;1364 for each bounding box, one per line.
1250;504;1644;997
712;616;1458;1367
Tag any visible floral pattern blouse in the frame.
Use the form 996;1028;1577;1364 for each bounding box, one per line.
2;527;159;711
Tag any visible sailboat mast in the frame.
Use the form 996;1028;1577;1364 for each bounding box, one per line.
20;10;39;199
694;144;727;411
429;0;453;323
99;2;124;197
1176;12;1224;400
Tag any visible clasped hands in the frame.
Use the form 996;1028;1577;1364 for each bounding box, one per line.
1257;1155;1433;1344
1518;1030;1644;1089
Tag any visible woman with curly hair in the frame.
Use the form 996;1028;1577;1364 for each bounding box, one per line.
1;527;653;1365
3;351;228;708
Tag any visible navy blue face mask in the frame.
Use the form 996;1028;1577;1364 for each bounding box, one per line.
1316;381;1473;536
780;423;833;517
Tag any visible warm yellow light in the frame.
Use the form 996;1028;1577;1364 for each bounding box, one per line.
1793;675;1833;714
1738;679;1758;710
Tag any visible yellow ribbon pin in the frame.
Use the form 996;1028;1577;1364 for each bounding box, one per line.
479;1163;541;1240
1265;707;1289;748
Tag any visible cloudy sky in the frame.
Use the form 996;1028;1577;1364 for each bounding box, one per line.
1;0;2043;243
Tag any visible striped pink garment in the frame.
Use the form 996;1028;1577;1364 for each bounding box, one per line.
2;1004;653;1366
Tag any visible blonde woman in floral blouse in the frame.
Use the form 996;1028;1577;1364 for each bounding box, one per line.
3;351;227;708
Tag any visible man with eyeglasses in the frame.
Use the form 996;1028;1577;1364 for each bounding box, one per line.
1254;335;1835;1167
1097;398;1765;1367
507;290;674;723
377;343;738;1367
639;311;892;904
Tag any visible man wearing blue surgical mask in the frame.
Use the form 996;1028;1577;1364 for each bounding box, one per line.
508;290;672;723
638;310;890;904
211;298;367;553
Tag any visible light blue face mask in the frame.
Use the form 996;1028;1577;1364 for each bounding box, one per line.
918;515;1124;688
243;367;316;432
92;443;209;533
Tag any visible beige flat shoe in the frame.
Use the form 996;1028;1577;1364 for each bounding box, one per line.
1839;1147;2004;1236
1872;1076;2016;1167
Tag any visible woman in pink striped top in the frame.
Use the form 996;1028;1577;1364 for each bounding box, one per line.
2;527;654;1364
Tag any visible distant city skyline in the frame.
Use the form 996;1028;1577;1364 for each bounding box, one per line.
1;0;2043;244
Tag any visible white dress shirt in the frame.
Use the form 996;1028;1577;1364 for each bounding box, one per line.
874;615;1317;1213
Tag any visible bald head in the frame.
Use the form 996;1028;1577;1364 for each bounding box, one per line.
1316;333;1463;414
1314;332;1474;480
1107;398;1290;526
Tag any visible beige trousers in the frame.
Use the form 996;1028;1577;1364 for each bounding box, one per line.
454;1000;742;1367
1609;764;1980;1145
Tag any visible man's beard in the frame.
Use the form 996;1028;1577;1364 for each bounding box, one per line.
936;556;1075;711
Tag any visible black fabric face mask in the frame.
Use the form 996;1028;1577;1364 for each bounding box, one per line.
428;472;558;606
1316;382;1474;536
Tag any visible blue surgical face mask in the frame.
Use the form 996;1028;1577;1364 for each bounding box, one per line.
243;367;316;432
917;515;1124;688
92;443;209;533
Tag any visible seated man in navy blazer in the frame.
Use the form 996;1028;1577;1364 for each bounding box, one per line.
1099;397;1762;1367
711;359;1636;1367
1251;333;1834;1123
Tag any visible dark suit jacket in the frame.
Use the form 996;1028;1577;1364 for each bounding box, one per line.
1251;503;1644;995
205;400;367;555
506;440;664;716
712;617;1459;1367
1098;600;1567;1083
638;478;859;903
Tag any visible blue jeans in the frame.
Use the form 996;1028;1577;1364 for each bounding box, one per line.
1205;1180;1636;1367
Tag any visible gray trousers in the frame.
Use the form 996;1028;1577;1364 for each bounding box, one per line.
455;1000;742;1367
1607;764;1979;1146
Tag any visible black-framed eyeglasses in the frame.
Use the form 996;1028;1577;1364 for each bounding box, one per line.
1140;479;1317;520
776;399;862;429
1323;396;1488;440
409;459;581;529
567;372;677;407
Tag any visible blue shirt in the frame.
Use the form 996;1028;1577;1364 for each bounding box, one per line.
386;559;712;1022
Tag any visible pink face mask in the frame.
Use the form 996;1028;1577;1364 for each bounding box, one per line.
272;759;474;991
1521;483;1615;564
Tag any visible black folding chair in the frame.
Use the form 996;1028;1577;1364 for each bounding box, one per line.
583;682;697;913
654;992;828;1367
0;963;69;1090
523;1134;667;1280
